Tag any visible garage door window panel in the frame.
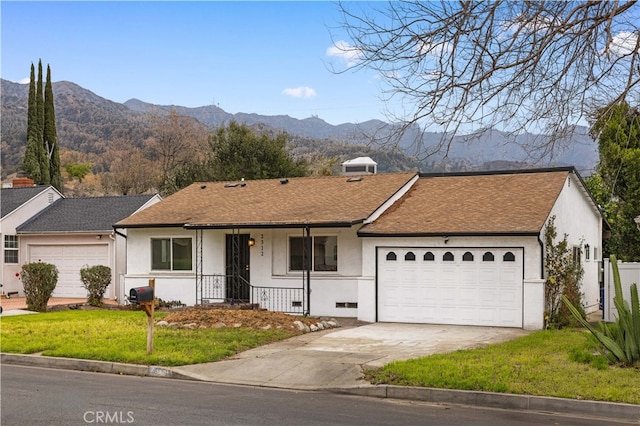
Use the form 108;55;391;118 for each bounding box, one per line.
443;251;455;261
483;252;495;262
463;251;474;261
386;251;397;261
404;251;416;261
423;251;435;261
151;237;192;271
4;235;19;264
503;252;516;262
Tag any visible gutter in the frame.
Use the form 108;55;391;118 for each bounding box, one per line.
357;231;540;238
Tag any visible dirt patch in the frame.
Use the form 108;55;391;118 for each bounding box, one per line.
162;306;332;331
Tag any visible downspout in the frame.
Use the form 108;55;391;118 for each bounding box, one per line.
305;225;311;316
113;227;127;240
538;234;545;279
112;227;127;305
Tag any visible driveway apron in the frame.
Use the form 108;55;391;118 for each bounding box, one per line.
172;323;529;390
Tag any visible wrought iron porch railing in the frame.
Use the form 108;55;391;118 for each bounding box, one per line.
197;274;304;314
250;285;304;315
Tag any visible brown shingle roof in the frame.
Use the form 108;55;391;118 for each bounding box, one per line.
358;170;570;236
116;172;417;228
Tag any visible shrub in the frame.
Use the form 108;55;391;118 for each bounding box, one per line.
21;262;58;312
563;254;640;366
544;216;585;328
80;265;112;307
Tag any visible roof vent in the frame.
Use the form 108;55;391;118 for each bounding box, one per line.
341;156;377;175
224;182;246;188
280;178;289;185
200;185;207;189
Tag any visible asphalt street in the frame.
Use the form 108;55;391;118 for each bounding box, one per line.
2;365;636;426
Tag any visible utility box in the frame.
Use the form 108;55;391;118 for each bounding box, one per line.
129;286;154;303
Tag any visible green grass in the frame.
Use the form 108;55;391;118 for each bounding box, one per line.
0;310;294;366
3;312;640;404
365;329;640;404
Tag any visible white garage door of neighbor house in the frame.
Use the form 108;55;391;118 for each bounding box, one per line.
377;247;523;328
29;244;110;298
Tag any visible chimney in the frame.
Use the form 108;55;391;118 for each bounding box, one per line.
12;178;36;188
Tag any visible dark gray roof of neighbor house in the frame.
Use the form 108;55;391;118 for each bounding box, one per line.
17;194;158;233
1;186;52;218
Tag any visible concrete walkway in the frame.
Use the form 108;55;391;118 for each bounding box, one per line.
0;297;117;315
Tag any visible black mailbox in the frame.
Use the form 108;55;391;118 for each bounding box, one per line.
129;286;154;303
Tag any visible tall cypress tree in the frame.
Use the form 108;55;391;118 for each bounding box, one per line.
22;63;42;182
44;65;62;191
36;60;50;185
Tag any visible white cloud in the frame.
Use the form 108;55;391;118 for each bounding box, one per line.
608;31;639;56
282;86;317;99
326;40;362;67
19;77;30;84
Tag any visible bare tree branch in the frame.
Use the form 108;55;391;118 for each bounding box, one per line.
336;0;640;160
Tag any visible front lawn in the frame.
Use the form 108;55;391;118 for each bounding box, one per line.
365;328;640;404
0;310;295;366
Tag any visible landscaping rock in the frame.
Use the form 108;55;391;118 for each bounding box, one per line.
310;324;319;332
156;320;169;327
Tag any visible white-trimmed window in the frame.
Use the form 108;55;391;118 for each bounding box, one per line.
289;236;338;272
151;237;192;271
4;235;19;264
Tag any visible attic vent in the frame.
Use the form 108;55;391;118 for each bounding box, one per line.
346;177;363;183
280;178;289;185
224;182;246;188
200;185;207;189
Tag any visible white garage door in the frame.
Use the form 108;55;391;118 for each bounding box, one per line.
378;248;523;327
29;244;110;298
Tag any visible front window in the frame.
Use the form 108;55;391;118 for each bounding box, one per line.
4;235;19;264
151;237;192;271
289;236;338;272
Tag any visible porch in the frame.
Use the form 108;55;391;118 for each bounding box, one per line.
194;229;311;315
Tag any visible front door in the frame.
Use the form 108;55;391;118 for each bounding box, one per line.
225;233;250;302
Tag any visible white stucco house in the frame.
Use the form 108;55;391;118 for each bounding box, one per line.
1;182;161;301
115;167;605;330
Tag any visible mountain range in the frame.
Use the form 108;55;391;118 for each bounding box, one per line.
0;78;599;177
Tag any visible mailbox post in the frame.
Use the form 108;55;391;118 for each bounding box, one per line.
130;279;155;354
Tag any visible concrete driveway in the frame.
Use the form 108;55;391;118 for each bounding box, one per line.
172;323;529;390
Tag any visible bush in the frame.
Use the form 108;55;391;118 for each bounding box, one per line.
21;262;58;312
544;216;585;328
80;265;112;307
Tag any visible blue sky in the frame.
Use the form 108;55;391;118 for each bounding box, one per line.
1;1;385;125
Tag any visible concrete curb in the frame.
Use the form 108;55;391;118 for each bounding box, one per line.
329;385;640;422
0;353;196;381
3;353;638;422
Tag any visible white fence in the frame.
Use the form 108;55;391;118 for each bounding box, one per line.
603;258;640;322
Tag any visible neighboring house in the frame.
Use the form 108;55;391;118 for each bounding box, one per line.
115;167;605;330
16;194;161;301
1;184;63;296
